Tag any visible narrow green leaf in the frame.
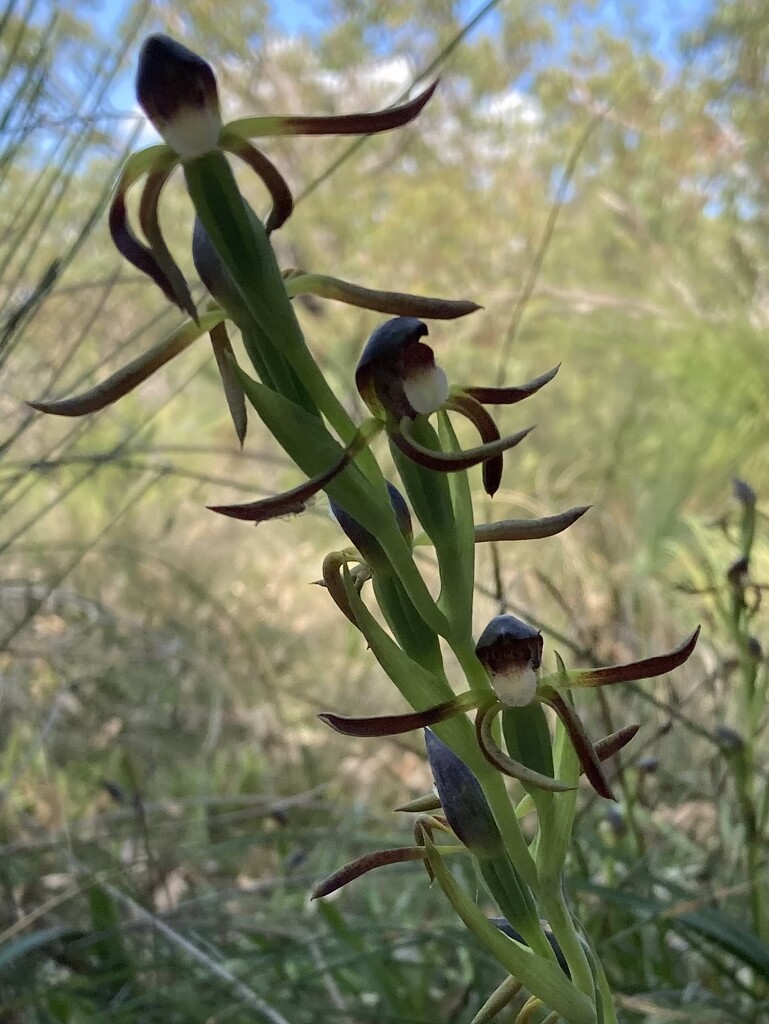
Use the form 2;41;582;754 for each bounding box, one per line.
372;572;445;673
184;151;358;443
436;410;476;635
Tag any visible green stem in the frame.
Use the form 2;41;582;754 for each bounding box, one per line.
184;152;363;448
538;886;596;1003
479;769;539;892
592;956;618;1024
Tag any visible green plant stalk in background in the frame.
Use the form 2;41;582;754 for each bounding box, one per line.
30;34;704;1024
713;482;768;945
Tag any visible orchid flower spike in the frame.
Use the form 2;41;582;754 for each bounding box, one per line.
111;35;442;319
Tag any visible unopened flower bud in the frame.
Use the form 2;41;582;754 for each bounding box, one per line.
475;615;543;708
733;478;757;508
424;729;503;858
604;804;627;839
727;555;749;589
137;35;222;159
329;482;412;571
714;724;745;754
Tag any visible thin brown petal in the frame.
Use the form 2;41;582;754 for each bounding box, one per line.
463;365;560;405
392;417;533;474
209;321;247;447
567;627;700;687
283;272;481;319
475;702;575;792
319;689;487;738
108;148;194;317
207;461;341;522
474;507;590;543
445;393;503;497
221;132;293;234
138;163;197;321
311;847;426;899
28;314;220;416
542;691;615;800
109;191;182;307
229;80;438;139
208;422;379;521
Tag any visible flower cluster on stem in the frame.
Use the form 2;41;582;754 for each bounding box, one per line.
31;35;700;1024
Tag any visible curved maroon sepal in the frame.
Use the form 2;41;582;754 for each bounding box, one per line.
569;627;700;688
463;365;560;405
445;393;503;497
312;847;426;899
392;418;533;474
475;702;575;792
278;80;438;137
543;691;615;800
138;164;197;321
109;178;194;318
207;455;346;522
319;690;485;738
221;133;293;234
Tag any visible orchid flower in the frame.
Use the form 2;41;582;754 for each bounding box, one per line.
356;316;558;497
320;612;699;800
29;36;478;449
